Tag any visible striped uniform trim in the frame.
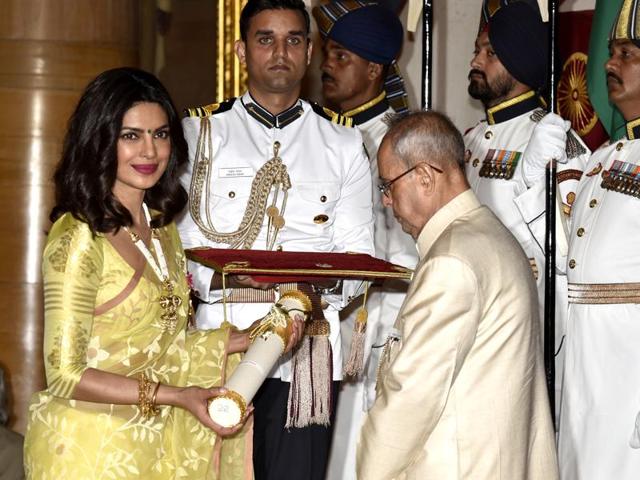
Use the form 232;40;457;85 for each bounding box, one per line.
480;0;510;30
310;103;354;127
385;62;409;115
313;0;372;37
626;117;640;140
611;0;640;42
480;0;535;32
223;288;276;304
221;282;299;304
184;98;235;118
568;282;640;304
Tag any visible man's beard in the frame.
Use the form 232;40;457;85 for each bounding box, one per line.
468;69;517;107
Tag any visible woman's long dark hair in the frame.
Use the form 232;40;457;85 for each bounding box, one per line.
50;67;188;232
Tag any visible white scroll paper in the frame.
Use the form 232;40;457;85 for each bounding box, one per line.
208;290;311;428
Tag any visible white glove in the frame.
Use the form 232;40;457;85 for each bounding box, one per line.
522;113;570;187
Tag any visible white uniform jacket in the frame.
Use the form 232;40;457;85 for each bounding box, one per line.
357;190;558;480
464;91;588;417
177;92;375;382
558;125;640;480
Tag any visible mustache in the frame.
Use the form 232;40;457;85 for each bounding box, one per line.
607;71;622;85
321;72;335;83
269;63;291;70
468;69;486;81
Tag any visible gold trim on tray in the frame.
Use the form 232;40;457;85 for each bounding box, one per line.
185;249;413;280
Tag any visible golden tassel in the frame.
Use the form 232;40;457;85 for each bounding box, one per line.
344;283;369;377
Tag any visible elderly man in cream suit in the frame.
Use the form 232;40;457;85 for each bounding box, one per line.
356;111;558;480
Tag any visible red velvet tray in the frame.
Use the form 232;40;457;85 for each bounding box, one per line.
185;247;413;283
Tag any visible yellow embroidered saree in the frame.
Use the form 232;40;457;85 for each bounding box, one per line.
24;214;251;479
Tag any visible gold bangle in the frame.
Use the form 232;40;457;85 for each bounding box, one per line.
138;373;160;419
151;381;161;410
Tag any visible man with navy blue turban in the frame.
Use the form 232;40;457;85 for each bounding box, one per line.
316;2;407;116
313;3;417;480
464;0;589;425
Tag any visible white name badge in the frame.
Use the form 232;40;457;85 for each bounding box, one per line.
219;167;254;178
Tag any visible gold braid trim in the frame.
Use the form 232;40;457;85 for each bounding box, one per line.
279;290;313;314
305;319;331;336
249;305;289;342
189;117;291;249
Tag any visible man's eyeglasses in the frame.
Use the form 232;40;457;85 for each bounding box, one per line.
377;162;443;198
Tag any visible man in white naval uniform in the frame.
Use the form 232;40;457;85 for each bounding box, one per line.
176;0;373;478
464;1;588;416
535;2;640;477
313;3;418;479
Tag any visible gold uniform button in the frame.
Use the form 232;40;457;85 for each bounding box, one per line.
320;195;327;203
484;131;493;139
472;158;479;167
577;227;585;237
228;191;235;198
314;214;329;224
569;259;576;269
616;142;624;151
589;199;597;208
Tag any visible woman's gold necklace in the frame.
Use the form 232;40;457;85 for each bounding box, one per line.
124;204;182;333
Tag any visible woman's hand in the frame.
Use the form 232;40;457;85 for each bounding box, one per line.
284;313;305;354
229;313;305;355
174;385;253;436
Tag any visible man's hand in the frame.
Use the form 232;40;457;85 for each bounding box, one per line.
232;275;274;290
210;273;274;291
308;278;341;295
522;113;570;187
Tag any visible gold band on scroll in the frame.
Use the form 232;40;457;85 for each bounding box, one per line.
208;389;247;427
279;289;312;314
249;289;312;353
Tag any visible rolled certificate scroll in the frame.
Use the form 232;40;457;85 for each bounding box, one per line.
208;290;312;428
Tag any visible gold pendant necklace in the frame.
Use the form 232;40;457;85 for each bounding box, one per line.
125;204;182;333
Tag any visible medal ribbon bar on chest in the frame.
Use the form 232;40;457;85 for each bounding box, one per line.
601;159;640;199
479;148;522;180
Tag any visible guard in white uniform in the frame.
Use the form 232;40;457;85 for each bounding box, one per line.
313;3;418;479
553;2;640;477
176;1;373;478
464;1;588;417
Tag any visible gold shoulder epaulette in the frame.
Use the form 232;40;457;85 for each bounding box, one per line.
183;98;236;118
310;102;354;127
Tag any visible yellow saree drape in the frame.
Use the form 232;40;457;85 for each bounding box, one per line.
24;213;251;479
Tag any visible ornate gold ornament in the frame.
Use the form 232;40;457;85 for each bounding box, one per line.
217;0;248;99
557;52;598;137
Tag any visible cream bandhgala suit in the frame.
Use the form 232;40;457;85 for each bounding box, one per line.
357;190;558;480
23;214;250;479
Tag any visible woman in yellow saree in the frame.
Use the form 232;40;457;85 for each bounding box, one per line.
23;68;272;479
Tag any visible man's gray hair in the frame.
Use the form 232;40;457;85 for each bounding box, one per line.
384;111;466;169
